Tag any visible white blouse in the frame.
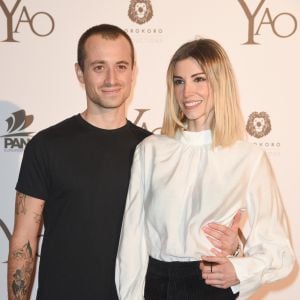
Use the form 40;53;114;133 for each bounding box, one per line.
115;130;294;300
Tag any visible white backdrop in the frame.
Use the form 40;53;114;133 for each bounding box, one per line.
0;0;299;299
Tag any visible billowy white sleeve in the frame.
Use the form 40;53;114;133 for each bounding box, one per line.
229;151;295;300
115;143;148;300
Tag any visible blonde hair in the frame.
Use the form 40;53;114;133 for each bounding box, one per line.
161;38;245;147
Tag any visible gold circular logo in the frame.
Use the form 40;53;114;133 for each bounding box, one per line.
128;0;154;25
246;112;272;138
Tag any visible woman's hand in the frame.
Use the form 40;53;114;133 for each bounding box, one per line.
200;256;240;288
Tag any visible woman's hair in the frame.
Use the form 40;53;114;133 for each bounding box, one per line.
161;38;245;147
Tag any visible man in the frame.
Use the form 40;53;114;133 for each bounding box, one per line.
7;24;240;299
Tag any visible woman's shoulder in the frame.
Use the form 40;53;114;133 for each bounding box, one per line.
231;140;266;162
136;134;178;153
141;133;176;145
216;140;265;161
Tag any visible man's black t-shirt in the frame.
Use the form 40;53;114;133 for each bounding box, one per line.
16;114;151;299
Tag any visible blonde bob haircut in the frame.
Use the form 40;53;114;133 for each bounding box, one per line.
161;38;245;148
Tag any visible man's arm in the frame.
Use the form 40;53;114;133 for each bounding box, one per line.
7;192;45;300
202;210;242;257
199;211;242;289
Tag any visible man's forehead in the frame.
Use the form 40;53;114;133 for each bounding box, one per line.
84;35;131;56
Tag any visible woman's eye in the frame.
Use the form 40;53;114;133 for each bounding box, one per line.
173;79;184;85
194;76;206;82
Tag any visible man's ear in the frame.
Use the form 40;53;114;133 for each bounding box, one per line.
75;63;84;84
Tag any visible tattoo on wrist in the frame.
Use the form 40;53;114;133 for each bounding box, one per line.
11;241;34;299
16;193;27;215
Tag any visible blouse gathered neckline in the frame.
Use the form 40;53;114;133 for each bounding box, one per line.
177;129;212;146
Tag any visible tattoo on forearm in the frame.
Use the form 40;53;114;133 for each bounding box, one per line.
33;204;44;224
11;241;33;299
15;193;27;215
33;212;42;224
12;241;33;260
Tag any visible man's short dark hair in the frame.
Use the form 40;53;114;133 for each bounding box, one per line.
77;24;135;71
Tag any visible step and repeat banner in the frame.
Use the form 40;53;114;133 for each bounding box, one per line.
0;0;299;299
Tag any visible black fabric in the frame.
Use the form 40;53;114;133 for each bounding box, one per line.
16;114;151;300
145;257;239;300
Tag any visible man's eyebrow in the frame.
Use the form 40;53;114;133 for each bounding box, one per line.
90;60;105;65
116;61;130;65
90;60;130;65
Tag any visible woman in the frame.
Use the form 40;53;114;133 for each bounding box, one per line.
115;38;295;299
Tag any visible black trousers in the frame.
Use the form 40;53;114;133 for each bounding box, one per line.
144;257;239;300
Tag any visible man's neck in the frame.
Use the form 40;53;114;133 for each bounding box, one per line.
81;110;127;130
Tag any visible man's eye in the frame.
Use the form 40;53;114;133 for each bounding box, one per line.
118;64;128;70
94;65;104;71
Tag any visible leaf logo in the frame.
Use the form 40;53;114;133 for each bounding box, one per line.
1;110;34;137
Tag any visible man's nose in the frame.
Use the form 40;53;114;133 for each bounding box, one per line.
104;67;117;86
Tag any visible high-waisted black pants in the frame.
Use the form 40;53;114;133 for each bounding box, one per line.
144;257;239;300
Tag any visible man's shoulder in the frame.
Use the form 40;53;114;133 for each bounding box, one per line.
27;115;78;148
35;115;78;137
127;121;152;142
